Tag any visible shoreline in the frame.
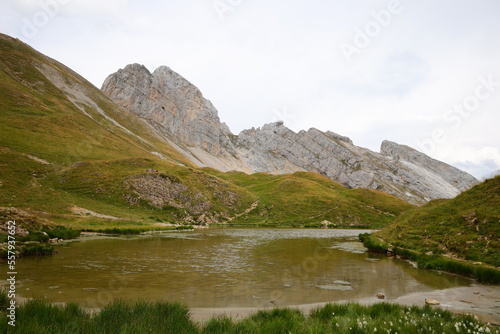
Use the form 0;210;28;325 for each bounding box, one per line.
191;284;500;325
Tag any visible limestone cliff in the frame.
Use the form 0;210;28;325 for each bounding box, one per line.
102;64;478;204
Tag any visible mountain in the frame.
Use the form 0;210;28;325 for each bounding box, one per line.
102;64;478;205
376;176;500;267
0;33;413;229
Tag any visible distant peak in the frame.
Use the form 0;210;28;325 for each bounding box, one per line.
123;63;151;75
154;64;173;71
152;65;173;76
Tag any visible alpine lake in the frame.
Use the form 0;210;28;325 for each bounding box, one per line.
7;228;471;310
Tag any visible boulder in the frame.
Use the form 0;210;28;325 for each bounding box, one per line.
425;298;440;305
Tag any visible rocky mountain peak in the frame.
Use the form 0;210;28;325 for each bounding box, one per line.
102;64;234;157
153;66;194;91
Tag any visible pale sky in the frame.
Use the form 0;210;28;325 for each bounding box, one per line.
2;0;499;179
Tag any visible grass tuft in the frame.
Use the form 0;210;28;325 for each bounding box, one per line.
19;243;55;256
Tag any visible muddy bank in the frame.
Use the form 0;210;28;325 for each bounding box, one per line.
191;284;500;325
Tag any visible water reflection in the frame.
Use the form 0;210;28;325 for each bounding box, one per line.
9;228;471;308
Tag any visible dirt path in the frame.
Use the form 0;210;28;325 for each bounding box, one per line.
191;284;500;325
70;206;121;220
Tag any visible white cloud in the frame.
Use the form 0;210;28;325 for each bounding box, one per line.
449;146;500;179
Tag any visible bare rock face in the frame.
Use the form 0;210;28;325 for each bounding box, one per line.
102;64;235;156
380;140;478;193
102;64;479;204
233;124;478;204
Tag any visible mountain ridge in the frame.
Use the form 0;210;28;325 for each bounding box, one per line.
102;63;478;204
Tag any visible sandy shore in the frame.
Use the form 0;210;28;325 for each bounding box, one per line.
191;284;500;325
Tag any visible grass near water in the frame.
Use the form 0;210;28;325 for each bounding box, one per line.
359;233;500;284
1;293;496;334
376;176;500;268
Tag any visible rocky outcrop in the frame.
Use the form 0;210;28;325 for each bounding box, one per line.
102;64;479;204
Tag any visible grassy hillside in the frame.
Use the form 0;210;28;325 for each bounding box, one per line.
0;156;412;230
0;33;195;229
205;169;414;227
376;176;500;267
0;33;414;232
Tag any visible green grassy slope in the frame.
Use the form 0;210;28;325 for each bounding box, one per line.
0;34;190;166
376;176;500;267
46;158;258;226
0;33;193;224
0;33;414;231
203;169;414;227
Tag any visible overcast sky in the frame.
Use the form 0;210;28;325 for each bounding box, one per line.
1;0;499;179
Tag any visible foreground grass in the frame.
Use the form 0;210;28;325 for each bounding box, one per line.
1;294;497;334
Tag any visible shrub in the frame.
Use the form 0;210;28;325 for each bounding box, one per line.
43;226;80;240
175;225;194;230
20;243;55;256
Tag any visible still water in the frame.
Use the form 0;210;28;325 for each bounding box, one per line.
11;228;470;308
